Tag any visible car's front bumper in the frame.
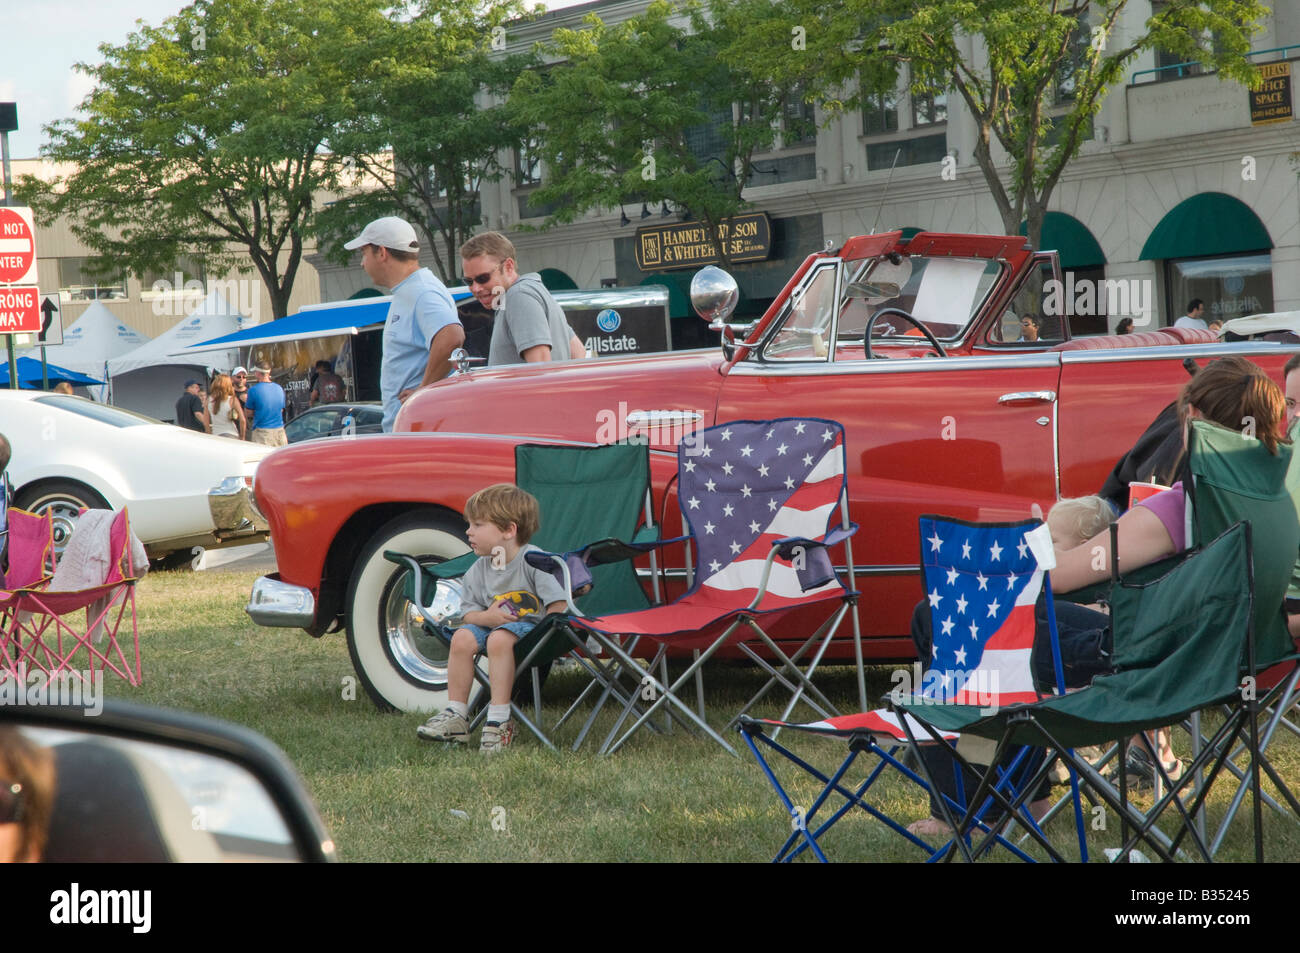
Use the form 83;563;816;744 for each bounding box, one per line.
246;574;316;628
208;476;269;540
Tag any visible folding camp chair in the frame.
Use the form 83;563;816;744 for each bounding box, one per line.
0;508;56;676
5;509;143;686
740;515;1089;862
900;420;1300;863
385;442;662;749
561;417;863;757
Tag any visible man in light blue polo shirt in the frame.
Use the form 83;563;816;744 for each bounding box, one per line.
344;217;464;431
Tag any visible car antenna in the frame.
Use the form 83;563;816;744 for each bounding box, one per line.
869;148;901;235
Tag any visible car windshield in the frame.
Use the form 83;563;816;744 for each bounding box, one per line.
759;254;1003;362
34;395;158;427
837;255;1001;343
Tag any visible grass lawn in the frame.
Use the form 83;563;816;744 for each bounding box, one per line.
101;568;1300;862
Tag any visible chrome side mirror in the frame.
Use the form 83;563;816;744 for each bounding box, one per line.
691;266;739;328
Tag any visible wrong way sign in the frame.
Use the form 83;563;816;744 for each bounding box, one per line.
0;286;41;333
0;207;39;285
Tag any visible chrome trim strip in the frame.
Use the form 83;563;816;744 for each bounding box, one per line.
638;563;917;579
731;352;1062;376
1059;342;1300;364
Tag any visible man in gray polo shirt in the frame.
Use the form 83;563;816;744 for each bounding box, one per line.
459;231;585;365
345;217;464;431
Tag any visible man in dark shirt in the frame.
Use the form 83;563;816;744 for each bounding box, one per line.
309;360;345;405
175;380;209;433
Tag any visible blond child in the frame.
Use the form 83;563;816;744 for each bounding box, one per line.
416;484;568;753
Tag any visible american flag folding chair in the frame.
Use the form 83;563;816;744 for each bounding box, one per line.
561;417;864;757
5;509;143;687
740;515;1091;862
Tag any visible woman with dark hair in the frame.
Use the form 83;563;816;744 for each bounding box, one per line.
0;726;55;862
1115;317;1134;335
908;356;1291;835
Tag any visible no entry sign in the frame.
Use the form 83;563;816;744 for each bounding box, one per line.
0;286;41;333
0;207;39;285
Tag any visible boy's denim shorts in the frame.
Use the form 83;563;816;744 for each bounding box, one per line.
454;616;541;652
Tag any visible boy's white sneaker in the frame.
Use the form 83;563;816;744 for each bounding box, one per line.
479;720;515;754
417;708;469;743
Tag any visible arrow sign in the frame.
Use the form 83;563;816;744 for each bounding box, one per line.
0;207;39;285
39;294;63;346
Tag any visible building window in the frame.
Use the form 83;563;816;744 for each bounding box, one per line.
1165;252;1272;326
866;133;947;171
515;137;542;187
57;257;127;302
911;90;947;126
140;255;206;298
1151;1;1203;80
685;105;734;168
782;88;817;147
1054;24;1090;104
861;88;899;136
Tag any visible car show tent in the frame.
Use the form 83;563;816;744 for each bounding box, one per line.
106;290;246;421
16;301;147;401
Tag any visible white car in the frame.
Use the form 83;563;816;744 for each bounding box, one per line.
1;392;272;560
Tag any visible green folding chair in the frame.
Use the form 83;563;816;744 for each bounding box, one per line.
897;418;1300;862
385;442;660;750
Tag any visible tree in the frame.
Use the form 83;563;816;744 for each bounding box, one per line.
18;0;387;320
316;0;536;283
770;0;1267;252
508;0;813;265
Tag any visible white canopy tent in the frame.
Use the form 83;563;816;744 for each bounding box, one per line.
106;290;246;421
17;301;148;401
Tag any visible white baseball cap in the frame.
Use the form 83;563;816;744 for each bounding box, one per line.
343;216;420;252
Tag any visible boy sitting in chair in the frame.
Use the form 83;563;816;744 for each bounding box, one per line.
417;484;568;753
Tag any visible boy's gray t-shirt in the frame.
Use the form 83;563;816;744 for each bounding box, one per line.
488;273;573;365
459;543;569;616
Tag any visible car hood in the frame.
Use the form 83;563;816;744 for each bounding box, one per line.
397;349;727;447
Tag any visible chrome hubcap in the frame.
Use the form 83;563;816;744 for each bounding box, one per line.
383;565;455;688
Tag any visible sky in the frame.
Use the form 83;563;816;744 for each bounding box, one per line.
0;0;592;161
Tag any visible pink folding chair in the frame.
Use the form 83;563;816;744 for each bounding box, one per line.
6;509;142;686
0;508;56;679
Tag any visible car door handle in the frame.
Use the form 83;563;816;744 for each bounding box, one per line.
625;411;703;427
998;391;1057;406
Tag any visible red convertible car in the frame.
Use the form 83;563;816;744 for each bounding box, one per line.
247;230;1298;712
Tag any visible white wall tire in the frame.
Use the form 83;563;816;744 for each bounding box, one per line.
345;511;470;713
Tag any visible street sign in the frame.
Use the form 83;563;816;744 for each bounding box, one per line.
0;286;41;333
0;206;38;285
38;293;62;346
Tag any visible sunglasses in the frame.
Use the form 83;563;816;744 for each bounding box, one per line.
0;782;24;825
463;262;505;288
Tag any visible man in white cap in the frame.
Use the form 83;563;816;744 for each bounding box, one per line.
344;216;464;431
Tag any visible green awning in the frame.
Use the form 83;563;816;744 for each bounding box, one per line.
348;287;384;299
1140;192;1272;261
889;225;925;240
638;273;692;318
538;268;578;291
1018;212;1106;268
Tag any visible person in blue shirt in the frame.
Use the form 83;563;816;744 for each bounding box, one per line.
343;217;464;431
245;364;288;447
